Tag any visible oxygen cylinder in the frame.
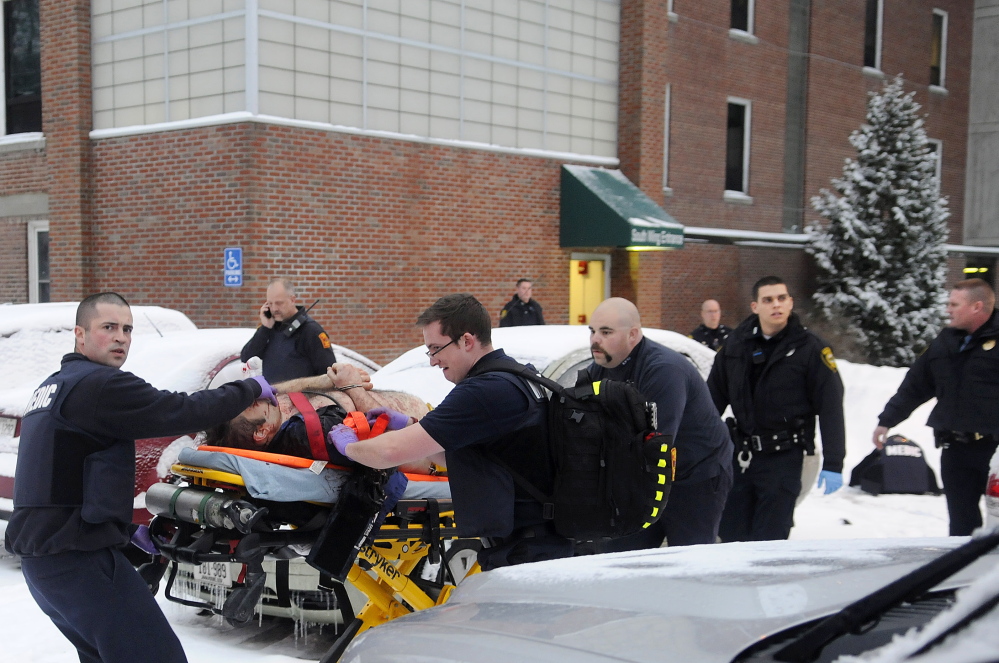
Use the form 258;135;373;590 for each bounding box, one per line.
145;483;264;533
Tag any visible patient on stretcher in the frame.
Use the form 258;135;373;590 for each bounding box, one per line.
194;363;449;500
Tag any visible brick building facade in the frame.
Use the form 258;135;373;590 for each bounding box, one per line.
0;0;992;363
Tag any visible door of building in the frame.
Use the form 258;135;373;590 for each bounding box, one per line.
569;256;606;325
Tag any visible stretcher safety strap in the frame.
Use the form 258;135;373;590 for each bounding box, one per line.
288;392;328;460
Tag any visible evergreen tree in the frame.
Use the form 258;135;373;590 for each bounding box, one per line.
807;75;949;367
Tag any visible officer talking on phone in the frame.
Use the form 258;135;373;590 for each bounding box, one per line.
239;278;337;382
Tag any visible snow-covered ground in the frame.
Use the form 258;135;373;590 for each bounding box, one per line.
0;353;962;662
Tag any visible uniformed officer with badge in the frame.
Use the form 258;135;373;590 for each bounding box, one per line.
708;275;846;541
240;278;337;382
873;278;999;536
498;278;545;327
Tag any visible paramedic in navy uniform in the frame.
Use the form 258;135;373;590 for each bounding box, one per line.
240;278;337;382
4;292;277;663
326;293;572;570
872;278;999;536
581;297;734;548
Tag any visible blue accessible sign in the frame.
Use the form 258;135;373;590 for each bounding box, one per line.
224;247;242;287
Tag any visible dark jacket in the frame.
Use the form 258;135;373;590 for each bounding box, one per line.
708;313;846;473
499;296;545;327
240;305;337;382
6;353;260;556
690;323;732;351
879;310;999;435
582;337;733;484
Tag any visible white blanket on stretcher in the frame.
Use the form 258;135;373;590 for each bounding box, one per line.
176;447;450;502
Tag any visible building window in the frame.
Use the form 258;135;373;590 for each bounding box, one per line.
731;0;754;34
930;9;948;89
927;139;942;192
663;84;672;191
725;99;751;194
27;219;49;303
2;0;42;136
864;0;883;71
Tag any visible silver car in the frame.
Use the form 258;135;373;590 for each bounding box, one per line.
343;534;999;663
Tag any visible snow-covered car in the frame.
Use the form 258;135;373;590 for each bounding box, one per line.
987;446;999;530
342;532;999;663
0;302;380;520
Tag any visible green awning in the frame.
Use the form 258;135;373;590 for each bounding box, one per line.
560;165;684;249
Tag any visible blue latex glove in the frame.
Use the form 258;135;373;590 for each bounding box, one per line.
130;525;159;555
250;375;278;406
366;407;411;431
328;424;359;457
817;470;843;495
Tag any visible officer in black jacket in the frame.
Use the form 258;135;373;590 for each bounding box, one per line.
240;278;337;382
873;278;999;536
499;278;545;327
708;276;846;541
5;292;275;663
689;298;732;351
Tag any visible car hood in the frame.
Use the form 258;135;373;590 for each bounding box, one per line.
344;538;999;663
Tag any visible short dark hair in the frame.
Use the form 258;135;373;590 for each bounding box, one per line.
953;278;996;310
416;294;492;345
752;276;787;301
203;413;266;450
516;278;532;287
76;292;130;329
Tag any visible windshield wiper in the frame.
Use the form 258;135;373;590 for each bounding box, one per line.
773;528;999;663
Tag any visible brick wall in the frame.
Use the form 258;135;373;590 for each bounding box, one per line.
89;123;582;363
0;146;47;303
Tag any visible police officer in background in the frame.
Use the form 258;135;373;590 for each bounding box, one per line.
499;278;545;327
240;278;337;382
5;292;277;663
690;299;732;351
708;276;846;542
873;278;999;536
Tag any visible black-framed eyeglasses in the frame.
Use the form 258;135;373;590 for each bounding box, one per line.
425;339;456;357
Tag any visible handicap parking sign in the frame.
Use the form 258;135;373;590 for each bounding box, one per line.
224;247;242;287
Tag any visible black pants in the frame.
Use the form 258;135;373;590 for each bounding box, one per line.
583;470;734;552
21;547;187;663
718;448;803;542
940;438;999;536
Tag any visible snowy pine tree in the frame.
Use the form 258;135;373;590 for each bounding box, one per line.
807;75;949;367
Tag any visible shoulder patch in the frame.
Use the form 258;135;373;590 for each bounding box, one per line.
318;332;331;349
499;309;508;319
821;346;838;373
984;339;996;351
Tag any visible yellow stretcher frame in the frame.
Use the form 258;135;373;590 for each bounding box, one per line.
168;463;478;656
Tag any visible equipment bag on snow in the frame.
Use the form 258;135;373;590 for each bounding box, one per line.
477;359;676;542
849;435;941;495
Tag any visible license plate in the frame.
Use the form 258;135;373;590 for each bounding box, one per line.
0;417;16;438
194;561;233;587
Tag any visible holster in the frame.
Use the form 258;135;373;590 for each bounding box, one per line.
934;429;999;448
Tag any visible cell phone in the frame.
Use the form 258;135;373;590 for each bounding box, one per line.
263;308;272;319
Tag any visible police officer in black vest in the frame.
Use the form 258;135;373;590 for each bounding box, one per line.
240;278;337;382
708;276;846;541
499;278;545;327
327;294;571;570
5;292;277;663
689;299;732;351
873;278;999;536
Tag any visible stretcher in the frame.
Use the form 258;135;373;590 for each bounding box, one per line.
143;446;477;663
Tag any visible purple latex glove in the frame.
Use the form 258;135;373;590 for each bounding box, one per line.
328;424;359;457
130;524;159;555
366;407;412;431
250;375;278;406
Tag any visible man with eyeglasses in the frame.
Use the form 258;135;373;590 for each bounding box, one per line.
708;275;846;542
325;293;572;570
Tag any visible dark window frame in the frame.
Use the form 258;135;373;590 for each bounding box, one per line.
3;0;42;135
725;98;751;194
